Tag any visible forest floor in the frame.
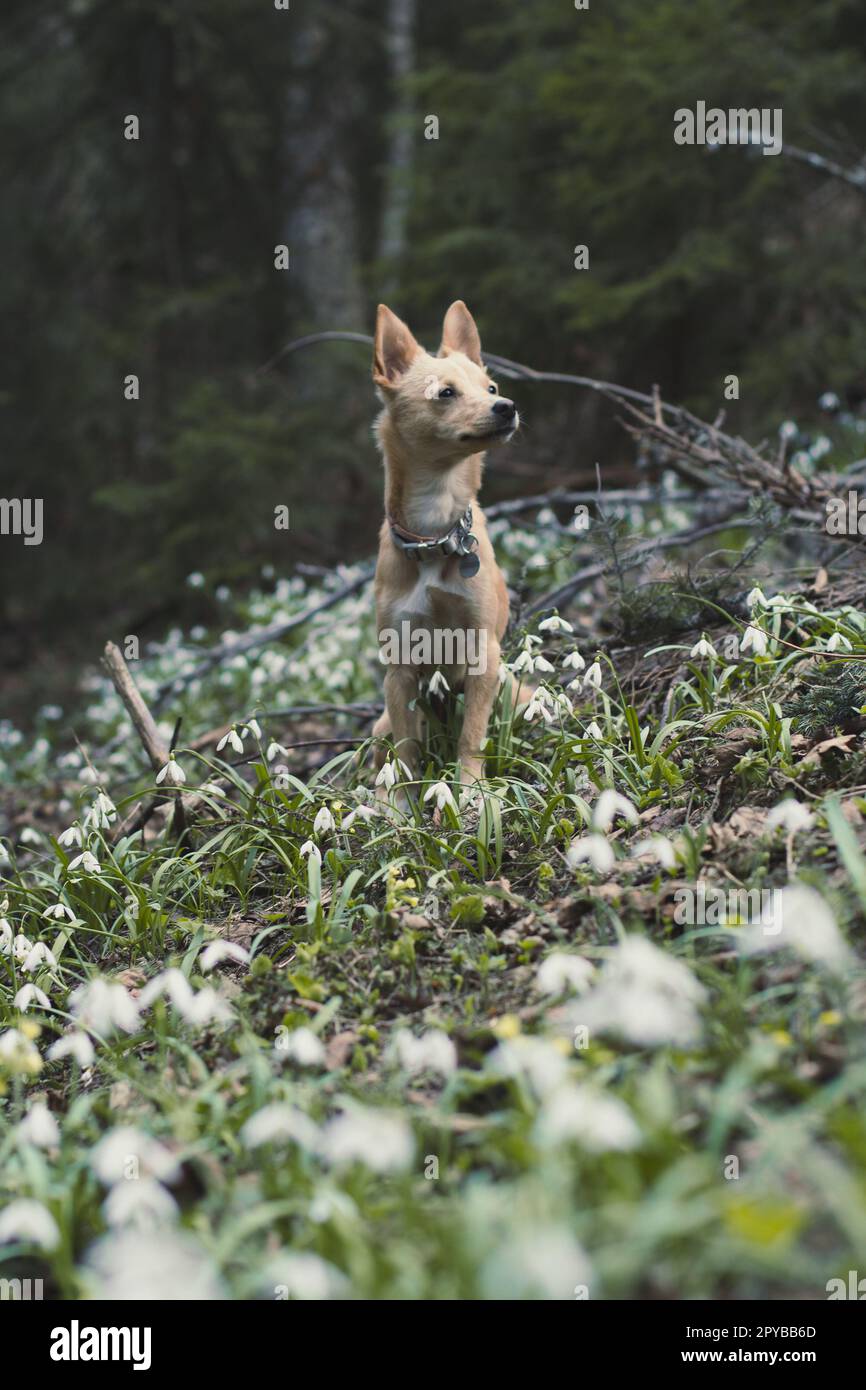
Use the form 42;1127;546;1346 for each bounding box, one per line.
1;494;866;1299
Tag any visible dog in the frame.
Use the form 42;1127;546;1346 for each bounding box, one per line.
370;300;520;792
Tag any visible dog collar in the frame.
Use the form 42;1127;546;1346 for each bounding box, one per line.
388;506;480;576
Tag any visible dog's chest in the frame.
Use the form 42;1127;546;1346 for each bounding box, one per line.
396;556;471;623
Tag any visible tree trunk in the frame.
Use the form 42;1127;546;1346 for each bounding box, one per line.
378;0;416;298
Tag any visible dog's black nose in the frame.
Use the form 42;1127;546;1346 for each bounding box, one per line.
492;398;516;420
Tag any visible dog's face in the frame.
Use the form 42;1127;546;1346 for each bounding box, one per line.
373;301;519;461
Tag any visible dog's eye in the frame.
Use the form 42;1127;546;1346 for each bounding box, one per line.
488;384;497;395
438;386;456;399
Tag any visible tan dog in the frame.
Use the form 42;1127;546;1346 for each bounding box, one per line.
370;300;520;790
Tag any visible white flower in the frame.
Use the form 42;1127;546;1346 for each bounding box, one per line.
266;1252;347;1301
423;780;458;813
375;757;410;790
16;1101;60;1148
13;934;33;963
569;936;707;1048
82;1229;225;1300
267;741;290;761
139;970;231;1027
388;1029;457;1076
428;670;450;697
766;801;814;835
741;883;851;972
535;1085;641;1151
539;615;574;634
583;720;604;740
0;1027;42;1074
536;953;596;997
0;918;11;954
156;756;186;786
488;1035;569;1098
566;834;615;874
199;940;250;971
741;625;768;656
299;839;322;863
244;719;263;740
57;825;82;848
819;392;840;412
90;1127;181;1185
342;804;377;831
533;654;555;674
524;695;554;724
19;827;42;846
690;635;716;660
103;1177;179;1230
216;727;244;754
583;661;603;691
85;792;116;829
14;983;51;1012
593;789;639;832
42;902;75;921
323;1107;414;1173
562;649;585;671
313;805;335;836
240;1103;320;1150
746;586;767;609
826;632;853;652
0;1199;60;1251
47;1031;95;1066
510;649;535;675
481;1226;591;1301
23;942;57;973
632;835;676;869
67;850;101;875
779;420;798;441
279;1027;326;1067
70;978;140;1035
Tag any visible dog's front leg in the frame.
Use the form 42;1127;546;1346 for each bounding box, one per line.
458;638;500;785
379;664;422;796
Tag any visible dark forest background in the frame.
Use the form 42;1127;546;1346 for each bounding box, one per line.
2;0;866;722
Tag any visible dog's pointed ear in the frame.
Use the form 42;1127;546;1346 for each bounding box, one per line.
439;300;483;366
373;304;420;388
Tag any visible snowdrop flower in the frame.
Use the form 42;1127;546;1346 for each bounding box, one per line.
539;614;574;634
199;940;250;971
70;978;140;1035
279;1027;326;1067
266;1253;347;1301
85;792;116;829
562;649;585;672
535;1085;641;1151
375;757;410;790
323;1106;414;1173
818;391;840;412
766;800;814;835
740;625;768;657
47;1031;95;1066
103;1178;178;1230
42;902;75;921
746;586;767;609
216;726;244;755
57;825;82;848
481;1226;591;1302
551;689;573;717
19;827;42;846
567;834;615;874
524;695;554;725
156;755;186;786
536;953;595;996
241;1103;320;1150
13;933;33;962
0;1199;60;1251
16;1101;60;1148
90;1127;181;1185
423;780;458;813
569;936;707;1048
583;720;604;740
299;839;321;864
342;804;377;831
826;632;853;652
533;654;555;674
428;670;450;697
779;420;798;441
0;1027;43;1075
488;1035;569;1098
23;942;57;973
313;805;335;836
67;850;101;875
14;983;51;1012
388;1029;457;1076
741;883;851;972
583;661;603;691
0;918;11;954
690;635;716;660
593;789;639;832
244;719;263;740
267;741;290;761
632;835;676;869
83;1229;226;1300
